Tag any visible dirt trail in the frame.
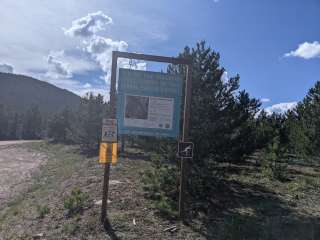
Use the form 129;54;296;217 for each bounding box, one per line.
0;141;46;208
0;140;42;146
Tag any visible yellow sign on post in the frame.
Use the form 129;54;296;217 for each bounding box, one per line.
99;143;117;165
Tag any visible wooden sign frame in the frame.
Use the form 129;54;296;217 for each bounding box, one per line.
101;51;193;223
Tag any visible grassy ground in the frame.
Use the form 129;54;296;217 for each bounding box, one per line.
199;161;320;239
0;143;202;240
0;142;320;239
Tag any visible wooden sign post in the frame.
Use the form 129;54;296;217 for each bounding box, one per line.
100;51;118;224
100;51;192;224
179;65;192;219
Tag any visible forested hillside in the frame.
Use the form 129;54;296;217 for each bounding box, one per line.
0;73;80;114
0;73;81;140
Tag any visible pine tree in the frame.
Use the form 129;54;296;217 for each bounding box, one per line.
156;41;261;201
48;108;76;143
295;81;320;156
228;90;261;162
0;104;9;140
168;41;260;164
284;110;310;158
78;93;107;153
22;105;42;139
8;113;20;139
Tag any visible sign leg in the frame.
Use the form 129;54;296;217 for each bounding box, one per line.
101;162;111;223
121;135;125;153
178;157;188;219
179;65;192;220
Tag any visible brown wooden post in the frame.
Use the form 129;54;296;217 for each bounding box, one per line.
101;51;118;223
179;64;193;219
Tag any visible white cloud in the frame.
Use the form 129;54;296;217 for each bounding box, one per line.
84;35;131;81
0;63;13;73
264;101;297;115
284;41;320;59
83;82;92;88
71;84;107;98
54;51;98;74
85;35;128;71
0;1;167;86
221;71;229;82
0;1;84;76
64;11;113;38
46;51;72;79
65;16;147;83
75;87;107;98
67;56;98;74
261;98;271;103
121;59;147;71
213;0;220;3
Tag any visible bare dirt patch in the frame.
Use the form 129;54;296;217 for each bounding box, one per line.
0;142;46;208
0;140;42;146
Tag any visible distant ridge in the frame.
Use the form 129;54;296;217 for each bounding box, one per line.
0;73;80;114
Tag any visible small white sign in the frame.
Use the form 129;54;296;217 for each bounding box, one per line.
101;119;118;143
178;142;194;158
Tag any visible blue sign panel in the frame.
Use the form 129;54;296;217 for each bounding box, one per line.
117;68;182;138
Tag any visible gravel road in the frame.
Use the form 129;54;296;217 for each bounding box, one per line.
0;140;42;146
0;141;45;208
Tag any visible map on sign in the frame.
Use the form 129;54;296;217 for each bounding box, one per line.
117;68;182;138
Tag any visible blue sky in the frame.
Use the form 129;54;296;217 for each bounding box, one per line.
0;0;319;112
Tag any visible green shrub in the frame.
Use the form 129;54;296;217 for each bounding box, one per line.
261;137;288;181
142;154;178;217
64;188;88;216
142;154;178;197
63;222;79;235
154;196;178;218
36;204;50;218
289;176;320;193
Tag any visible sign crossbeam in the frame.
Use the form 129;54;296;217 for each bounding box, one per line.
114;51;192;65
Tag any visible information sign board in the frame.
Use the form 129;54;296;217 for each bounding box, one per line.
117;68;182;138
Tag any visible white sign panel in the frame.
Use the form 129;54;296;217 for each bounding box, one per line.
124;95;174;130
101;119;118;142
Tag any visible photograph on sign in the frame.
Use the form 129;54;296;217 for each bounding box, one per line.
125;95;149;120
124;95;174;130
101;119;118;143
